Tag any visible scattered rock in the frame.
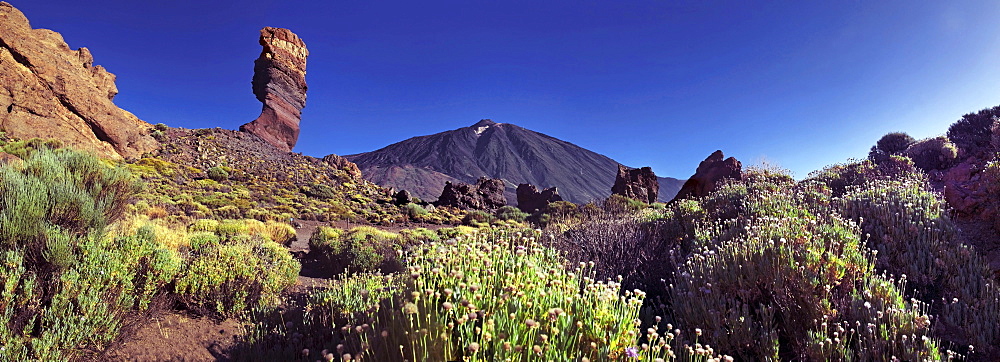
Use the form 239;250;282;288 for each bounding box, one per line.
239;27;309;152
0;2;157;159
516;183;563;212
434;177;506;210
671;150;742;202
0;151;20;166
321;153;362;179
611;165;659;204
393;189;411;205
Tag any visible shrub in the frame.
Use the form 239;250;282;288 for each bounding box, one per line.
461;210;494;226
174;234;299;317
905;136;958;171
946;105;1000;156
495;205;528;222
403;202;428;220
309;226;400;273
206;166;230;182
869;132;916;162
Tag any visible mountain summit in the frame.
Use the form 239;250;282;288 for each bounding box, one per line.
346;120;683;204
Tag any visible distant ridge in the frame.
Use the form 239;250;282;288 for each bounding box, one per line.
346;119;684;204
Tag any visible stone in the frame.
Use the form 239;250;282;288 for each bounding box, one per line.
393;189;411;205
434;177;506;210
240;27;308;152
0;2;157;159
611;165;659;204
0;151;21;166
321;153;362;179
671;150;743;202
516;183;563;212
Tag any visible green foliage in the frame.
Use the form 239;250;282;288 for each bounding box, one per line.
869;132;916;162
461;210;494;226
403;202;429;219
174;234;299;317
495;205;528;222
309;226;400;273
905;136;958;171
604;194;645;214
947;105;1000;155
206;166;230;182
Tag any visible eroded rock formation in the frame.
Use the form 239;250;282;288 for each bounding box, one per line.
240;27;308;152
611;165;659;204
671;150;743;202
0;2;157;159
516;183;563;212
322;153;362;180
434;177;506;210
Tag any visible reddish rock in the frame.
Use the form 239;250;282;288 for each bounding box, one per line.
322;153;362;180
671;150;743;202
240;27;308;152
0;151;21;166
0;2;157;159
516;183;563;212
611;165;659;204
434;177;506;210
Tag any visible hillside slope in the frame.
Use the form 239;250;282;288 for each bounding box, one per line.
347;119;683;204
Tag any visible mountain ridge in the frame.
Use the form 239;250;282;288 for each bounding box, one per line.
346;119;684;204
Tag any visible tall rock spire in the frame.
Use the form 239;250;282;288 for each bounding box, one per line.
239;27;308;152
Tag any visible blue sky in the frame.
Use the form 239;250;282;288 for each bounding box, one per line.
13;0;1000;178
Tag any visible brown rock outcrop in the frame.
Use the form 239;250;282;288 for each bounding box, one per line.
240;27;308;152
322;154;362;180
611;165;659;204
434;177;506;210
0;2;157;159
671;150;743;202
516;183;563;212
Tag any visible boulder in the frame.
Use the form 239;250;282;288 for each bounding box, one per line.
393;189;412;205
611;165;659;203
516;183;563;212
434;177;506;210
671;150;742;202
322;153;362;179
0;2;157;159
240;27;308;152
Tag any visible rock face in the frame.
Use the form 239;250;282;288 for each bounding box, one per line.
321;154;362;179
671;150;743;202
392;189;412;205
239;27;308;152
434;177;506;210
0;2;157;159
516;183;563;213
611;165;659;203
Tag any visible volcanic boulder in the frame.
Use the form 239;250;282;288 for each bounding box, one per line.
611;165;659;204
671;150;743;202
240;27;308;152
434;177;506;210
516;183;563;213
0;2;157;159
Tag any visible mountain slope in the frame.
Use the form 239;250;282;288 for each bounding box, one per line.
346;119;684;204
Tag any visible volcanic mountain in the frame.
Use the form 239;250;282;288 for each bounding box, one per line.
346;119;684;204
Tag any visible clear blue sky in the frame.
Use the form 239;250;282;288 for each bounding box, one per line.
13;0;1000;178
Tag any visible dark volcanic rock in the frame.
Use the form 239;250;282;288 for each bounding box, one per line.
516;183;563;213
240;27;308;152
671;150;742;202
434;177;506;210
611;165;659;203
0;2;157;159
393;189;412;205
347;119;685;203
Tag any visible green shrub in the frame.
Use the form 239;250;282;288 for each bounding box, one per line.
174;234;299;317
461;210;494;226
309;226;399;273
947;105;1000;155
495;205;528;222
905;136;958;171
206;166;230;182
403;202;428;219
869;132;915;162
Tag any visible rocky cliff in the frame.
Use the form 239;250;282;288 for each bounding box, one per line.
0;2;156;159
240;27;309;152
